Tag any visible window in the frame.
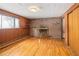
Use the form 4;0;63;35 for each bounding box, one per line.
0;14;20;29
15;18;19;28
0;15;2;28
2;15;15;28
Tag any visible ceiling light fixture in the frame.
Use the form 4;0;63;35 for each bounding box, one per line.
28;6;40;12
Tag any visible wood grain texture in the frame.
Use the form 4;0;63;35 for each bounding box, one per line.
0;37;75;56
0;9;30;46
64;3;79;45
64;4;79;55
68;6;79;55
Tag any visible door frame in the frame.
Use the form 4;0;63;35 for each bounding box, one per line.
64;4;79;45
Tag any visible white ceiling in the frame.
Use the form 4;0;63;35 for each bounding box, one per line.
0;3;73;18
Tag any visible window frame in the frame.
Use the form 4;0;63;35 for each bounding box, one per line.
0;14;20;29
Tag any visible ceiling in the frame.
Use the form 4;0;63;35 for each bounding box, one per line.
0;3;74;19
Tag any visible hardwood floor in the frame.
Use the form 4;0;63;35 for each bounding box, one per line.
0;37;75;56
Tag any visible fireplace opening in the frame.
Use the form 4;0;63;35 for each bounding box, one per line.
39;29;48;37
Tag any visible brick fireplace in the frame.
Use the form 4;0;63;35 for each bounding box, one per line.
31;25;48;37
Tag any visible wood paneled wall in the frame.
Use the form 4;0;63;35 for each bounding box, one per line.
0;28;29;43
64;4;79;55
0;9;30;46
